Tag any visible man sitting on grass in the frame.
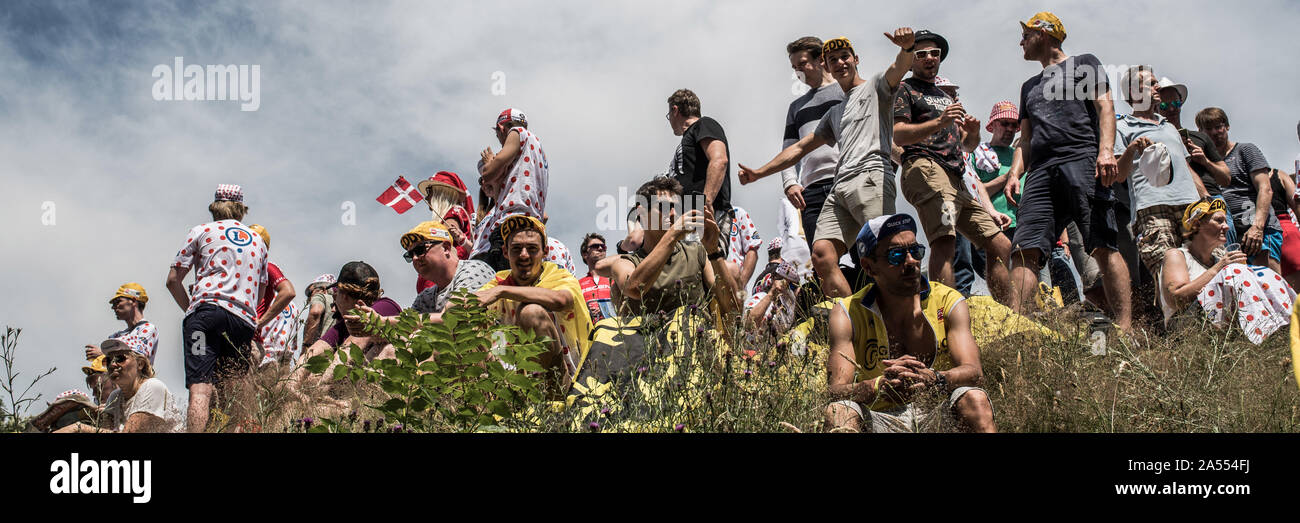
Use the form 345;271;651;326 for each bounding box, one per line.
824;213;995;432
476;215;592;388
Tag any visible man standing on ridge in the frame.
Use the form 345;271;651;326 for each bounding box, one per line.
739;28;918;298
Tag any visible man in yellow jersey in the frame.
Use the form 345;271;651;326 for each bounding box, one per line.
477;215;592;389
824;213;995;432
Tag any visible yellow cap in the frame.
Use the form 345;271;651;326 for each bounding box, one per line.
1021;12;1066;42
110;283;148;304
400;220;453;251
82;355;107;375
248;224;270;249
822;37;854;57
498;215;546;246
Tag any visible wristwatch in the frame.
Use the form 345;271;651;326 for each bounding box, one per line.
707;249;725;261
932;369;947;393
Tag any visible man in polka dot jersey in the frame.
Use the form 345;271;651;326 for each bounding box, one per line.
725;205;763;289
164;184;268;433
472;108;550;271
84;282;160;365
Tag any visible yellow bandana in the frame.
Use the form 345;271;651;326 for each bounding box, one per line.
1182;198;1227;231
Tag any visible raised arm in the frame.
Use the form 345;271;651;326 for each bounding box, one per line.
479;129;521;186
881;27;916;89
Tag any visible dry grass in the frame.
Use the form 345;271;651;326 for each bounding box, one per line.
202;306;1299;433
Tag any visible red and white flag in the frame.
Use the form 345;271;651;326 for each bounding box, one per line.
376;176;423;214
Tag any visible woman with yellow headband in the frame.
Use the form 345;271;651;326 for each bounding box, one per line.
1160;198;1295;342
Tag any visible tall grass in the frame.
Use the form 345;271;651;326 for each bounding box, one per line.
174;300;1300;433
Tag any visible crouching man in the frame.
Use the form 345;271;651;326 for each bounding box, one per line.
824;213;995;432
476;215;592;389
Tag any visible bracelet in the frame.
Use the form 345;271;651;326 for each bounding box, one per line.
903;45;915;53
707;250;725;261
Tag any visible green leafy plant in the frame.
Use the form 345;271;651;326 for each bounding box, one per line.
302;290;550;432
1;327;57;432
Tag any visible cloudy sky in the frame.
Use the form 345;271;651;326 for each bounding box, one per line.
3;0;1298;412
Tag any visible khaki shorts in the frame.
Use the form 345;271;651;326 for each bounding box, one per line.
832;386;988;433
901;157;1002;249
813;166;897;249
1136;204;1188;275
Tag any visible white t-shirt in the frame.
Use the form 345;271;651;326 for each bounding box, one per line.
109;320;160;364
103;378;185;433
776;198;813;281
472;127;549;257
172;220;269;327
814;72;898;181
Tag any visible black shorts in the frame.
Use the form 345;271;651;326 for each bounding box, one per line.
183;303;256;388
800;178;834;252
471;224;510;272
1011;156;1119;262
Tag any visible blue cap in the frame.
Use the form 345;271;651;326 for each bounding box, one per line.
851;214;918;265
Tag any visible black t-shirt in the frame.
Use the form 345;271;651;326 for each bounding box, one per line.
672;116;731;214
1020;53;1108;170
1184;129;1225;196
894;77;965;175
1269;169;1290;216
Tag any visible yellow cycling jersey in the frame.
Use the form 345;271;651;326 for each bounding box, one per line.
837;279;965;411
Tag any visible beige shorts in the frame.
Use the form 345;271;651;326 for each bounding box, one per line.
813;167;897;249
900;157;1002;248
1136;204;1187;275
832;386;988;433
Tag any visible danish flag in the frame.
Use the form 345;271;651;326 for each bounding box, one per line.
376;176;423;214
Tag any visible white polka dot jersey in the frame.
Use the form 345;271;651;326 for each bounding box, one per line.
172;220;269;328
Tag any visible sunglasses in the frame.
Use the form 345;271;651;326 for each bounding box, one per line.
403;241;437;262
879;243;927;266
107;353;131;365
1158;99;1184;111
913;49;942;59
585;243;607;253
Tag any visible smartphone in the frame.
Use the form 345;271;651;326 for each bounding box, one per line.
1178;128;1190;140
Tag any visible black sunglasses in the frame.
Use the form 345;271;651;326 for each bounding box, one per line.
880;243;927;266
403;241;437;262
585;243;607;253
